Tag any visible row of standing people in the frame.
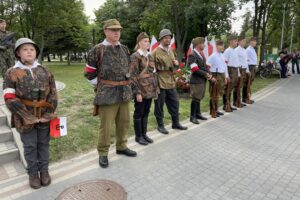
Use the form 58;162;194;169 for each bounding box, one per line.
1;18;258;189
84;20;188;168
84;19;258;169
188;36;257;124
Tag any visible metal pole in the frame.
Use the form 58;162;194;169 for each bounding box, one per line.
290;22;295;52
280;3;286;49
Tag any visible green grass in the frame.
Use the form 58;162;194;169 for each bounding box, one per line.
46;62;279;162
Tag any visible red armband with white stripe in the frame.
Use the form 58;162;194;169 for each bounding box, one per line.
84;64;97;73
190;63;199;73
3;88;16;100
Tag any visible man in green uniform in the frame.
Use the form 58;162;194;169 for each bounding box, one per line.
0;19;15;76
84;19;137;168
152;29;187;134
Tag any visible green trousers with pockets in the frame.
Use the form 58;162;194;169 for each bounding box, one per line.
97;102;130;156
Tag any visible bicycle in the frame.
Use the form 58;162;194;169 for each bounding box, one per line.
259;59;281;79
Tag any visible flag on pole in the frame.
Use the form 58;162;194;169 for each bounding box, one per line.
150;35;159;52
50;117;67;138
203;37;209;59
210;37;217;55
186;42;194;58
170;34;176;50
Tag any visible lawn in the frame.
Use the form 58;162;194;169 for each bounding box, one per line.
46;62;279;162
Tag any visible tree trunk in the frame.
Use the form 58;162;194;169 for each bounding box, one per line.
67;52;70;65
60;55;63;62
253;0;259;37
255;0;264;46
47;54;51;62
38;34;44;64
260;7;267;68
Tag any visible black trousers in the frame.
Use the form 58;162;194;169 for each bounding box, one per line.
154;88;179;121
280;64;287;78
20;127;50;175
133;98;153;119
292;60;300;74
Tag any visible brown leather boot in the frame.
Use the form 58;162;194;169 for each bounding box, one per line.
29;173;41;189
40;171;51;186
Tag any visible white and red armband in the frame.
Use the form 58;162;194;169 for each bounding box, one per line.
84;64;97;73
3;88;16;101
190;63;199;73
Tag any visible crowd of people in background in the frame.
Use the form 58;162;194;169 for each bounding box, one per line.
278;47;300;78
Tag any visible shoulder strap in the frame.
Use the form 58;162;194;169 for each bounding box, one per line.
96;44;105;87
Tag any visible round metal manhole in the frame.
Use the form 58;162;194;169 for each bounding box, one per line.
56;180;127;200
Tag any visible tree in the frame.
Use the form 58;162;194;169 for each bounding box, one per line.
140;0;235;61
0;0;90;63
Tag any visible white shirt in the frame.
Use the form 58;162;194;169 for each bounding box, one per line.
194;49;204;60
235;46;249;73
207;52;229;78
246;46;257;65
101;39;121;46
223;47;240;67
137;49;156;72
190;49;204;70
13;60;40;78
137;49;150;57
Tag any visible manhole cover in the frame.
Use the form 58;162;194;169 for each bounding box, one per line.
56;180;127;200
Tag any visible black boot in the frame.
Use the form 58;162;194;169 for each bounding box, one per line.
215;102;224;116
222;94;227;111
172;116;188;130
242;86;247;103
196;102;207;120
142;117;153;143
134;119;148;145
190;101;199;124
233;91;237;107
156;118;169;134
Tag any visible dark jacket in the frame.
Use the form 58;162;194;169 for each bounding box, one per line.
84;43;132;106
188;50;210;84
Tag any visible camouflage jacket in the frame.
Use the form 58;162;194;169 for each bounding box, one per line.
0;31;15;69
188;49;210;84
3;61;58;133
84;40;132;106
130;50;159;99
152;45;177;89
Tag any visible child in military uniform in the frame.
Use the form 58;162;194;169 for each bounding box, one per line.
3;38;57;189
130;32;159;145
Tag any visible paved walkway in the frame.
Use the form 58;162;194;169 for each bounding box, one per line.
1;76;300;200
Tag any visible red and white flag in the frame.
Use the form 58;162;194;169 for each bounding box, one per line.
186;42;194;58
203;37;209;59
50;117;67;138
210;38;217;55
150;35;159;52
170;34;176;50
